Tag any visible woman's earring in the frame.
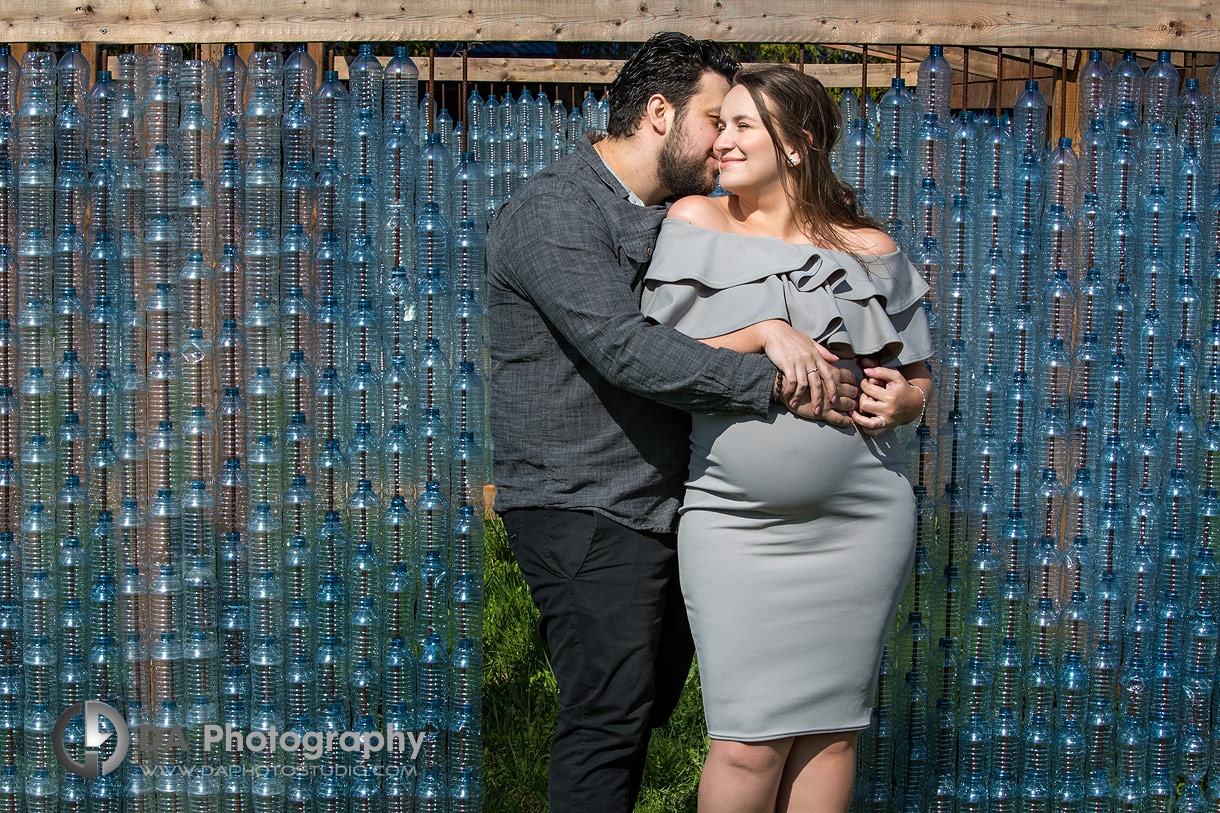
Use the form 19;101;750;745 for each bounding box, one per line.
787;155;800;166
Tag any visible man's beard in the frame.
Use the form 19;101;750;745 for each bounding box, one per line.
657;123;715;198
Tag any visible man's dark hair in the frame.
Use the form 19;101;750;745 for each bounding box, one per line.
605;33;739;138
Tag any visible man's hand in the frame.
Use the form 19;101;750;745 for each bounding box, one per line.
787;365;859;426
756;321;857;425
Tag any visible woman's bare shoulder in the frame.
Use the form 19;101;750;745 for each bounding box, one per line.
666;194;732;229
832;226;898;256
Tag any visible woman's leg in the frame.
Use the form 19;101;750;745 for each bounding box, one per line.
774;730;860;813
698;736;795;813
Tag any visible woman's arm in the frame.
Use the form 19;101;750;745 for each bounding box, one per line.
898;360;933;421
696;319;782;353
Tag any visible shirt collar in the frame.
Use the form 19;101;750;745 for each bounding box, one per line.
577;132;650;208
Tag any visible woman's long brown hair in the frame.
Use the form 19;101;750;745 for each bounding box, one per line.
733;64;884;259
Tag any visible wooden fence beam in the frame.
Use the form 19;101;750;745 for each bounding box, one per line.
840;43;1067;81
11;0;1220;51
96;50;921;88
329;55;921;86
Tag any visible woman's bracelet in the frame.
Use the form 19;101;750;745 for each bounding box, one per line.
909;382;928;424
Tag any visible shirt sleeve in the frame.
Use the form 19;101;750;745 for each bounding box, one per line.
490;182;776;416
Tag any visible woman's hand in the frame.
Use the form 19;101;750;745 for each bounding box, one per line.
697;319;859;425
756;320;857;427
852;363;925;435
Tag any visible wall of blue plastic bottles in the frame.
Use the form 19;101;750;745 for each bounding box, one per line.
839;47;1220;811
0;42;597;812
8;36;1211;813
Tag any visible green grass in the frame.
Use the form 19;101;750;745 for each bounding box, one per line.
482;517;710;812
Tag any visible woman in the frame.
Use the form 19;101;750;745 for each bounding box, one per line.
640;65;934;812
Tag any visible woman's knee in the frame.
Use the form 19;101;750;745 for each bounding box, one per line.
709;738;792;775
794;730;859;761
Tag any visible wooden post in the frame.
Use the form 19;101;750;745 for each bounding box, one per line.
1064;51;1083;147
1049;50;1082;148
308;42;324;80
483;484;497;519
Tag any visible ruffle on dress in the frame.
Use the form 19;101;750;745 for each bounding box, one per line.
641;217;934;366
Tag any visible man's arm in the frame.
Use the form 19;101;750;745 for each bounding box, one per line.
696;320;858;426
490;184;778;416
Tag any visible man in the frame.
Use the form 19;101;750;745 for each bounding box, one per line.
487;32;859;811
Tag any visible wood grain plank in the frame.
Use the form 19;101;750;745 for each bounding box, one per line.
842;43;1075;80
307;41;324;80
483;483;497;518
1048;50;1081;146
200;43;225;64
7;1;1220;51
331;55;920;86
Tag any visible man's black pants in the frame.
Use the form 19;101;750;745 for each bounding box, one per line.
501;508;696;813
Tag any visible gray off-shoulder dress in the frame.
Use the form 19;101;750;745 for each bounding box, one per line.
640;217;934;741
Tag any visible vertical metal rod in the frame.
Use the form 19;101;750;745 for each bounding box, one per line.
995;47;1003;117
895;44;901;81
860;45;867;167
461;46;469;154
1059;48;1068;141
861;44;868;105
1028;47;1035;80
963;47;970;111
428;45;435;135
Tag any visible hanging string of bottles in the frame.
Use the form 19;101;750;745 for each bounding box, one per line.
836;45;1220;811
0;39;619;813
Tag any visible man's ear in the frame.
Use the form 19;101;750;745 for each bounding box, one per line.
644;93;671;136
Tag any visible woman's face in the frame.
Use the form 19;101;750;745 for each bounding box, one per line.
713;84;789;196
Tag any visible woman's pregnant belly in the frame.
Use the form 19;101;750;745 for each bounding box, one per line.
682;405;912;519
